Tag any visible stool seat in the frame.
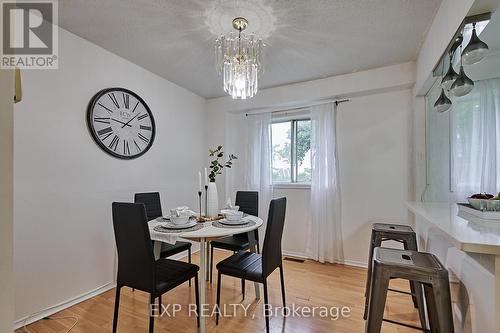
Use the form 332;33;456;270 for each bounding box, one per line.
372;223;414;234
366;248;454;333
375;247;445;272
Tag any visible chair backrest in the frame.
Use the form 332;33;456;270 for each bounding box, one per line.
112;202;155;291
134;192;163;221
235;191;259;216
262;197;287;276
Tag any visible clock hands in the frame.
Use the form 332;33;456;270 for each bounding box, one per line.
121;112;141;128
110;118;132;127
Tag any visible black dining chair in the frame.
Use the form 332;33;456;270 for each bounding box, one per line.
135;192;193;286
209;191;259;284
215;197;287;333
111;202;199;333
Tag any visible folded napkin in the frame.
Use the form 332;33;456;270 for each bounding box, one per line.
170;206;197;217
220;209;242;216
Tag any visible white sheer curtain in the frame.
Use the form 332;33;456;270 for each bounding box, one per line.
246;112;273;226
305;103;343;264
452;78;500;200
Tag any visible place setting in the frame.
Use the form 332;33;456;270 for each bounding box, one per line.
154;206;205;233
213;200;256;229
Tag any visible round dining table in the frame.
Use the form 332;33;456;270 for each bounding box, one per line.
148;215;263;333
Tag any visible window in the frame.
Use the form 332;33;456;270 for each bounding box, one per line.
271;118;312;184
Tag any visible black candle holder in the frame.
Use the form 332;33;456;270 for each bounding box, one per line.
198;191;202;218
204;185;208;217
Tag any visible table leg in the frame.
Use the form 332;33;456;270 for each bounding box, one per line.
205;241;210;281
247;230;261;299
199;238;206;333
153;241;161;260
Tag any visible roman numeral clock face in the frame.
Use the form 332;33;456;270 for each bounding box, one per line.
87;88;156;159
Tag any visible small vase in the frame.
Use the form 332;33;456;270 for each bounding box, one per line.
207;182;219;217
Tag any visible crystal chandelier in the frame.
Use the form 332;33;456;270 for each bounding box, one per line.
215;17;264;99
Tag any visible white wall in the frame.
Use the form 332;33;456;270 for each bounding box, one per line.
0;69;14;332
337;89;412;265
206;64;414;265
13;28;206;324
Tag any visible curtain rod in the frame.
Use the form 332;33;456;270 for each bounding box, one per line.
244;98;350;116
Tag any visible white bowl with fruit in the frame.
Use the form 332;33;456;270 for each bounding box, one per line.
468;193;500;211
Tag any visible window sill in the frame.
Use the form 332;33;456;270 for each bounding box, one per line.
273;183;311;190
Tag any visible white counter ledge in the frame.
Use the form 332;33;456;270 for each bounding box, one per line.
406;201;500;333
406;201;500;255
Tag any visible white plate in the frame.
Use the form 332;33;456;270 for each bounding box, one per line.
219;218;250;226
161;220;197;229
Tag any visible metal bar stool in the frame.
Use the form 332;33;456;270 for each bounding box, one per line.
364;223;425;326
366;247;454;333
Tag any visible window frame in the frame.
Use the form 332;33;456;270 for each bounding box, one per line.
271;117;312;187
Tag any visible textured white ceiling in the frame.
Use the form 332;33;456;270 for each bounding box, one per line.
59;0;442;98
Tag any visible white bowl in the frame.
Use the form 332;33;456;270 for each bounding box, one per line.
170;215;190;225
225;211;244;221
467;198;488;211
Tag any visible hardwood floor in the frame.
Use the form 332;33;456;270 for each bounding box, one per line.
18;250;421;332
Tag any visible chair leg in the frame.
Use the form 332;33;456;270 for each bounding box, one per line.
112;286;121;333
158;295;162;313
149;294;155;333
188;248;192;287
263;279;270;333
279;264;287;311
194;274;200;328
210;245;214;284
241;279;245;300
216;272;222;325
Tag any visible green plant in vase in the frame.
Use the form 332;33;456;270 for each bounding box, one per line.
208;145;237;182
206;146;237;217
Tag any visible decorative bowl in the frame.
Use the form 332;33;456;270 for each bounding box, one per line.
170;215;190;225
467;198;488;211
225;211;244;221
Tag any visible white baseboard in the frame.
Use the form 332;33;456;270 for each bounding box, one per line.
14;282;116;330
339;259;368;268
282;250;368;268
282;250;309;260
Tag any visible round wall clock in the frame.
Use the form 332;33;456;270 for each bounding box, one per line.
87;88;156;159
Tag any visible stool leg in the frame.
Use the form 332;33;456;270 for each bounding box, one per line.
365;262;390;333
431;278;454;333
404;236;420;309
424;284;438;333
364;230;380;320
412;281;427;331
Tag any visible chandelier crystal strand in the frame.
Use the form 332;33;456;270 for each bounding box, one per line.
215;18;264;99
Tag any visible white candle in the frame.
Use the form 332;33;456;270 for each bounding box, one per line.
204;168;208;185
198;171;202;191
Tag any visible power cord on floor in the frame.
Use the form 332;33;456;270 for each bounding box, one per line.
23;311;78;333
